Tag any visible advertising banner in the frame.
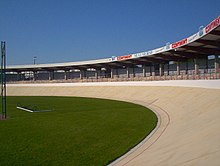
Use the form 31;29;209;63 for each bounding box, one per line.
109;16;220;62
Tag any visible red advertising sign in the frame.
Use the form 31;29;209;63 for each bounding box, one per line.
171;38;187;49
117;54;132;61
205;16;220;33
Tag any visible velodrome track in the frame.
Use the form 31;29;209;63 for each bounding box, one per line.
7;80;220;166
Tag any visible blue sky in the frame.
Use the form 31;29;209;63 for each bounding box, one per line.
1;0;220;65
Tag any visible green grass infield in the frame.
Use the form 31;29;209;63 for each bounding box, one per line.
0;96;157;166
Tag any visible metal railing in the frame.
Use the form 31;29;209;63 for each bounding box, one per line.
7;69;220;84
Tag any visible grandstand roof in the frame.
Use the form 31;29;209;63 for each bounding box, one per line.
7;16;220;72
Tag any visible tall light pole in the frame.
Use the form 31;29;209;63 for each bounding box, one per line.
33;56;37;65
1;41;6;119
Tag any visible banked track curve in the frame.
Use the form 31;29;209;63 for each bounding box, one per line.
7;80;220;166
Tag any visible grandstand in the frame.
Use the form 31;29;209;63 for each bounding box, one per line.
6;16;220;83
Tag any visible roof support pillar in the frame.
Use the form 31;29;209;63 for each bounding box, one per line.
127;67;130;78
142;65;146;77
167;62;170;76
64;70;69;80
185;61;188;74
194;58;199;75
205;57;209;73
95;69;101;79
177;62;180;75
116;68;118;78
111;68;118;78
132;67;135;78
80;70;86;79
33;71;37;81
17;72;21;81
49;71;54;80
110;68;114;79
215;55;219;73
150;63;152;76
95;70;98;79
159;64;164;76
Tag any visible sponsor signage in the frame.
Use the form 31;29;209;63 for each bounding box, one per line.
154;47;165;53
117;54;132;61
188;33;198;43
171;38;187;49
132;50;152;58
205;16;220;33
109;16;220;62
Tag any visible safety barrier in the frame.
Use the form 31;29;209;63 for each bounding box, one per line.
8;70;220;84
